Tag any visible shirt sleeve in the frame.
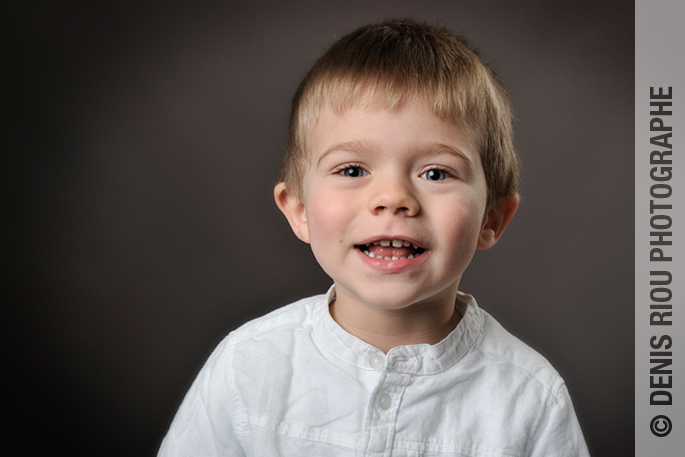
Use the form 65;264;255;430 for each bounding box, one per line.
527;383;591;457
158;337;247;457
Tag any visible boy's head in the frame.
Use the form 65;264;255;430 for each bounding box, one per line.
277;18;519;207
274;19;520;316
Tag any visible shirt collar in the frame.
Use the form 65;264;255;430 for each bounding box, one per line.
312;285;483;375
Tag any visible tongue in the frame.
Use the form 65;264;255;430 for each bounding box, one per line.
368;245;416;258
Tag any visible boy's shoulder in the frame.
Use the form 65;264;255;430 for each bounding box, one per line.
236;292;325;332
469;297;567;399
220;291;328;350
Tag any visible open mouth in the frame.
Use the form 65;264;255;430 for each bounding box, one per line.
356;238;426;261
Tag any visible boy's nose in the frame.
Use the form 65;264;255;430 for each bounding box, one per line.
368;177;419;216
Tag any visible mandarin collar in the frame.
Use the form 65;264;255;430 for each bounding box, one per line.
312;286;483;375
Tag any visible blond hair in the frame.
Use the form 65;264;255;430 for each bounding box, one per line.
277;19;518;205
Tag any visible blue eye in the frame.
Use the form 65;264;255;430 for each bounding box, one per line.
421;169;449;181
340;166;366;177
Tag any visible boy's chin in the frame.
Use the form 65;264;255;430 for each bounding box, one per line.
335;283;460;313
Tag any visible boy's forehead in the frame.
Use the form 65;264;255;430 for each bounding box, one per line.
307;94;477;157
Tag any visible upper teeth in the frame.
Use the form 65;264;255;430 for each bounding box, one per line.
373;239;415;248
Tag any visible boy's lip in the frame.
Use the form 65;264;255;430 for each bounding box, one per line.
354;235;428;267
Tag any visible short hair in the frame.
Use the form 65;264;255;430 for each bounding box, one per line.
277;19;519;206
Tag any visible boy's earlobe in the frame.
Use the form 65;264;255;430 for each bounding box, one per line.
477;196;519;250
274;182;310;244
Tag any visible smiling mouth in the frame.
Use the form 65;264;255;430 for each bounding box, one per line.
356;239;426;261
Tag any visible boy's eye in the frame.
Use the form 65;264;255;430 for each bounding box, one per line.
420;168;450;181
339;166;366;177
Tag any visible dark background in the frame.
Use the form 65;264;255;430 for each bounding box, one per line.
5;1;633;455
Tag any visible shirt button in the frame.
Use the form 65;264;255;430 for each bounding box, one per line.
377;392;392;410
369;355;385;370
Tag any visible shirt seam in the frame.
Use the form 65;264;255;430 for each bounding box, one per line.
224;334;252;451
249;421;358;452
472;341;563;408
392;436;522;457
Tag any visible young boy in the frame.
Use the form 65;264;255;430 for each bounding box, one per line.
159;19;590;457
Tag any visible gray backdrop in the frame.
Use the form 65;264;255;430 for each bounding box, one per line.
5;1;633;455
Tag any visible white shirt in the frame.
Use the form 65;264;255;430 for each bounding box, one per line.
158;289;590;457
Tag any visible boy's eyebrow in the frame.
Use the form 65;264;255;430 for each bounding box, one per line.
317;140;369;164
317;140;475;167
423;143;475;167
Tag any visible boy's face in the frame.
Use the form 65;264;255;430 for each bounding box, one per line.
276;96;517;313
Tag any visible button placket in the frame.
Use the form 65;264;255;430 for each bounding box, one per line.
361;353;412;455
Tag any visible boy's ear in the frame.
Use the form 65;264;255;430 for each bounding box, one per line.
274;182;310;244
477;196;519;250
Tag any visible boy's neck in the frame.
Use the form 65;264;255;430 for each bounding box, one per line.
329;289;463;354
